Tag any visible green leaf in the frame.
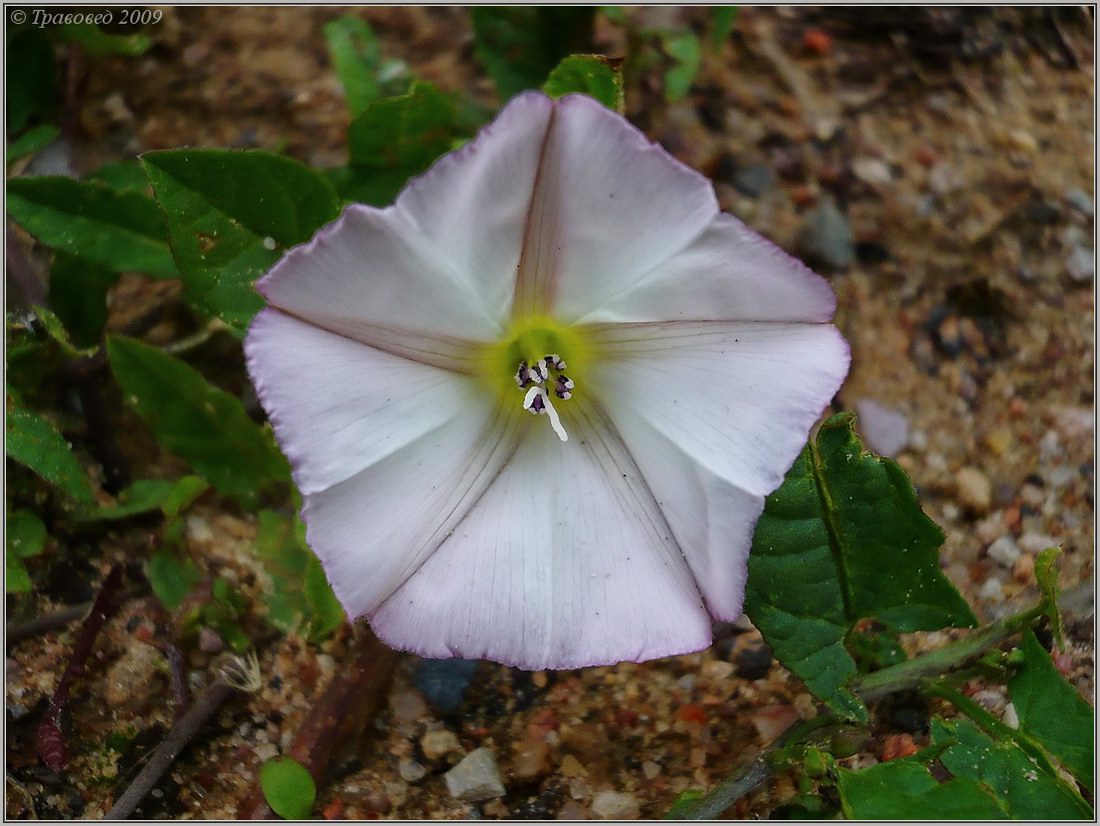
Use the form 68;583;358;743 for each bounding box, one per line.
107;336;289;498
7;28;58;134
48;252;119;348
338;82;458;206
254;511;344;640
77;476;208;522
323;16;382;117
140;149;340;332
148;549;200;611
56;23;151;56
933;716;1092;819
543;54;625;113
665;790;706;819
1034;546;1065;648
87;160;151;195
6;509;47;593
7;177;177;277
32;305;98;358
6;402;95;505
471;7;595;100
1009;630;1094;792
260;756;316;820
837;760;1008;820
7;123;60;165
745;413;975;720
663;31;702;101
710;7;738;53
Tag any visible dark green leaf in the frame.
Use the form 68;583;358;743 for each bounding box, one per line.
107;336;289;498
6;509;47;593
341;82;458;206
148;549;200;611
56;23;151;56
77;476;208;522
710;7;738;53
141;149;340;332
7;177;177;277
665;790;706;819
1009;630;1094;792
933;716;1092;819
7;123;60;164
745;413;974;720
471;7;595;99
663;32;702;101
48;252;119;348
7;28;58;133
6;403;95;504
32;305;98;358
543;54;625;113
837;759;1008;820
261;756;316;820
87;160;151;195
254;510;344;640
323;16;382;117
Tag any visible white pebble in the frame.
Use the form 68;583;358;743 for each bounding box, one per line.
592;790;640;819
1017;533;1058;555
979;577;1005;601
987;535;1021;567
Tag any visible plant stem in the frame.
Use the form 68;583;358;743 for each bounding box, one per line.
667;605;1044;819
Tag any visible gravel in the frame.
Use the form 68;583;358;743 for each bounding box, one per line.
444;748;505;802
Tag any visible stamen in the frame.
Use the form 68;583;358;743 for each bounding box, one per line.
521;385;568;441
514;352;573;442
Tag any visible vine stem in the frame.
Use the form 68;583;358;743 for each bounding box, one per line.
666;604;1046;820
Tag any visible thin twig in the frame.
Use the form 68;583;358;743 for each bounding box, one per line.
238;627;398;819
105;678;236;820
6;584;149;648
37;566;126;771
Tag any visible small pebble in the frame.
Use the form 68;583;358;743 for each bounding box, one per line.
731;163;775;198
855;399;910;457
642;760;661;780
390;688;429;724
413;658;479;713
852;157;892;186
254;742;279;762
198;627;225;654
955;467;993;514
398;758;427;783
986;535;1020;568
444;748;505;802
510;739;548;780
1066;245;1094;283
979;577;1005;602
796;197;856;270
560;754;586;778
1039;430;1061;461
420;728;461;761
701;659;734;681
591;790;640;820
751;704;799;742
1017;532;1058;555
1012;553;1036;584
735;645;773;680
1064;188;1094;217
972;689;1007;714
1018;483;1045;508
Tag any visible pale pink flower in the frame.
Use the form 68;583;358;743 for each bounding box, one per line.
245;92;849;669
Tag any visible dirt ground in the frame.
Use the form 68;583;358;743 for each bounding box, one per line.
5;6;1095;819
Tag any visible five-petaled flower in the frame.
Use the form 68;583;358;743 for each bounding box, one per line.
245;92;849;669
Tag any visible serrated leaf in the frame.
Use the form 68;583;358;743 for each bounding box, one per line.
837;759;1008;820
663;31;702;101
471;7;595;100
745;413;975;719
261;756;315;820
148;549;200;611
1009;630;1093;792
140;149;341;332
7;28;58;134
7;123;60;165
933;716;1092;819
324;16;382;117
543;54;624;113
6;403;95;504
7;177;177;277
57;23;151;56
338;82;458;206
107;336;288;498
48;252;119;348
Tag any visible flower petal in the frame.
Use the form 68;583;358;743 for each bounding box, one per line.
590;321;850;496
301;404;523;622
514;94;719;321
612;410;763;620
245;309;487;494
574;212;838;324
369;410;712;669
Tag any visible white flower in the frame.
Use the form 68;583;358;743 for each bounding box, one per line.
244;92;849;669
